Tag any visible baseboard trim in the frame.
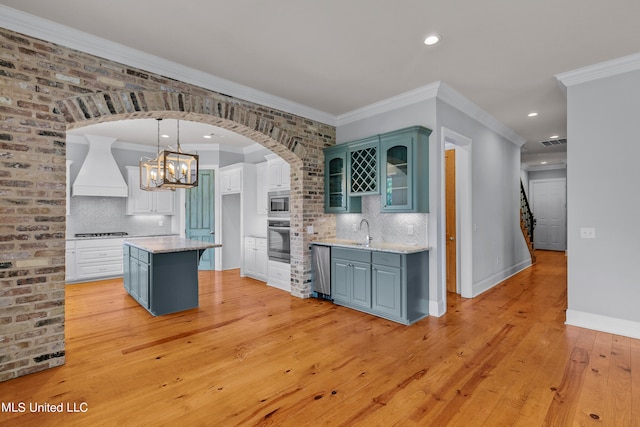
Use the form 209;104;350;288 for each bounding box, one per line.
429;299;446;317
473;259;532;297
565;309;640;339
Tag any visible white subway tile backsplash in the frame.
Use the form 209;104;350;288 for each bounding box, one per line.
67;196;173;237
336;195;428;246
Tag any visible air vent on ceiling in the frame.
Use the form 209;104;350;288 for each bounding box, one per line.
539;138;567;147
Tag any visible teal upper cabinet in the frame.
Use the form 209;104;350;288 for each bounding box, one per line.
324;145;362;213
348;136;379;196
380;126;431;213
324;126;430;214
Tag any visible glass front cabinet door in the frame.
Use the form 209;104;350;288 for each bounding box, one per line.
324;147;362;213
380;127;431;213
326;150;347;212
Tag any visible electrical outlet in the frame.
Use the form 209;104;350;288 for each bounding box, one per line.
407;225;414;235
159;220;163;226
352;224;357;232
307;225;314;234
580;227;596;239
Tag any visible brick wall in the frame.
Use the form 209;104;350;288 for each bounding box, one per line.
0;27;336;382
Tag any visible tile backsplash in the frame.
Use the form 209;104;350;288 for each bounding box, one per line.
67;196;173;237
336;196;428;246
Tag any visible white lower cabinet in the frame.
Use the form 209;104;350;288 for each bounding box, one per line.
243;237;267;281
65;240;76;282
69;238;125;282
267;260;291;292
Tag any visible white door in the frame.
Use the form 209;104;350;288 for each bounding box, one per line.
530;179;567;251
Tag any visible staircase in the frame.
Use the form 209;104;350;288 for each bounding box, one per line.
520;181;536;264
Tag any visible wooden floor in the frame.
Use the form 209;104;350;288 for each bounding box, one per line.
1;250;638;426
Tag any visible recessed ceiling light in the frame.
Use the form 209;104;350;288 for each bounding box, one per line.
424;34;441;46
541;161;548;165
161;134;170;138
550;135;559;139
204;134;213;139
528;112;538;117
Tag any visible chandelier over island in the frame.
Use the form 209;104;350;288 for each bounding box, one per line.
140;119;199;191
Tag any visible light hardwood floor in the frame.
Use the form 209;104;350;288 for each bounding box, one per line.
1;250;638;426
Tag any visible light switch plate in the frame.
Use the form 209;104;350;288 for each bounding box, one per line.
580;227;596;239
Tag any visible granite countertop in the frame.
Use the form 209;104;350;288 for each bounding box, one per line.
124;236;221;254
312;239;430;254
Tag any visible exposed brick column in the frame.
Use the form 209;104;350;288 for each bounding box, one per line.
0;27;336;381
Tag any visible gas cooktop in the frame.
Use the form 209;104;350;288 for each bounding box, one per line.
74;232;129;238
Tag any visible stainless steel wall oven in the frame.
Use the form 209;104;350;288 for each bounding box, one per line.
267;219;290;262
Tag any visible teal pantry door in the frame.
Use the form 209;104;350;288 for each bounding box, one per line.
186;170;215;270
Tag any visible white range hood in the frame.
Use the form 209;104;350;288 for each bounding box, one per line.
72;135;128;197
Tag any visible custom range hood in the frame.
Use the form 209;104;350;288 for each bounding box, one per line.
72;135;128;197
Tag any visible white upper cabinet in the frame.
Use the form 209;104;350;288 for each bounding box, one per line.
219;165;243;194
266;154;290;190
126;166;175;215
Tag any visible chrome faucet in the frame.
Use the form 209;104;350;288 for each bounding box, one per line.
359;218;372;247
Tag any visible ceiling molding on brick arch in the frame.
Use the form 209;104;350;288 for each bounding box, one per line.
0;5;336;127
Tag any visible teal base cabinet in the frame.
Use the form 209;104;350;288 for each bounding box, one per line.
124;244;201;316
331;248;371;310
330;247;429;325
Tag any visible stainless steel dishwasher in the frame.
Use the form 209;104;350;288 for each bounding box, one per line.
311;244;331;299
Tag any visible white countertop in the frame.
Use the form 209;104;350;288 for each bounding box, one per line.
312;239;430;254
124;236;221;254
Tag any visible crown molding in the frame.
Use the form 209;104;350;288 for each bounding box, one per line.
336;82;440;126
555;52;640;91
436;82;526;147
337;81;525;147
0;5;336;126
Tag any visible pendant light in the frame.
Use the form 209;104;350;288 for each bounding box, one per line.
140;119;199;191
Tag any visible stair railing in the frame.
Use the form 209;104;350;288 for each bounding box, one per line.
520;181;535;246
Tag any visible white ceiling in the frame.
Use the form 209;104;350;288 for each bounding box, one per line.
3;1;640;168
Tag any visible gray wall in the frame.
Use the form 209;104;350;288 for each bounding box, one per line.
566;69;640;337
436;99;531;295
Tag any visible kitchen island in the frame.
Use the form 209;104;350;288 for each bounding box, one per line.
123;236;220;316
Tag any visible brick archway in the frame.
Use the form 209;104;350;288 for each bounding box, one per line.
0;25;336;381
57;91;307;162
57;90;314;296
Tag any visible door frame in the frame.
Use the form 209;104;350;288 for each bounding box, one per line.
445;148;457;293
440;128;473;306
